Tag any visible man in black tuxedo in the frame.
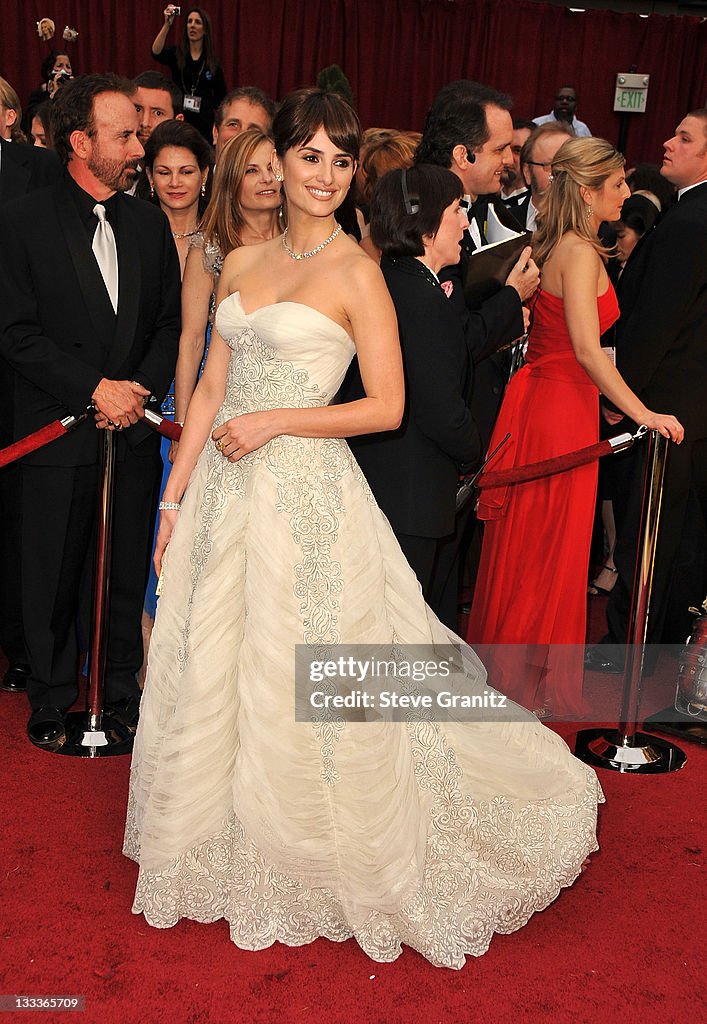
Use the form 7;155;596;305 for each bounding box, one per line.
499;117;534;219
0;134;62;692
586;108;707;671
415;81;539;449
412;82;539;620
0;74;180;747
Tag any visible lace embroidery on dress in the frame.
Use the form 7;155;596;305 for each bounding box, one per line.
126;300;604;970
266;436;348;785
189;232;224;324
174;318;348;785
126;718;603;969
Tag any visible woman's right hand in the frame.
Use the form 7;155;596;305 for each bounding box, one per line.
164;5;178;24
642;411;684;444
154;508;179;576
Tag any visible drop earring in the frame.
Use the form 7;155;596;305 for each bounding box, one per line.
149;184;155;199
201;181;206;198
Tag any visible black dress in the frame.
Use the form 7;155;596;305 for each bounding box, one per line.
341;254;481;625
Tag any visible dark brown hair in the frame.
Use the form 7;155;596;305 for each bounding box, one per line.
177;8;218;76
272;87;360;162
50;73;135;166
370;164;463;258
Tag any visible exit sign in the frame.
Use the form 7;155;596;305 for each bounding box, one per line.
614;73;650;114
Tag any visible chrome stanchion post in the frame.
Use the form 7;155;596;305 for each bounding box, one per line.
59;429;133;757
576;430;687;774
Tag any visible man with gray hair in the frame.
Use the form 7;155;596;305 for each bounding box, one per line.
518;121;574;231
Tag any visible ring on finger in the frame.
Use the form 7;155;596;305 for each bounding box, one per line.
215;438;224;452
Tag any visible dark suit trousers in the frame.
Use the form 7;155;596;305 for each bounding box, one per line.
607;438;707;658
397;535;438;606
398;522;470;632
20;442;162;710
0;465;26;663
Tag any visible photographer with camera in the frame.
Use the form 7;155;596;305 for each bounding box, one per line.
151;6;226;143
23;52;75;137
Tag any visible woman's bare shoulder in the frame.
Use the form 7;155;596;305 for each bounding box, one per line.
550;232;601;273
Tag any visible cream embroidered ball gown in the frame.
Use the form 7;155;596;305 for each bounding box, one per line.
124;292;604;970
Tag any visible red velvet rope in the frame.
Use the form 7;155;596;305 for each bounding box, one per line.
0;421;68;469
1;417;614;484
152;417;182;442
475;438;613;490
0;411;182;469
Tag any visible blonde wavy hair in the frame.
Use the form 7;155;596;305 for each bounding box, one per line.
0;76;25;143
532;136;625;267
199;128;278;256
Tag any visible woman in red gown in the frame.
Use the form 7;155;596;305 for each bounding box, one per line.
467;138;683;718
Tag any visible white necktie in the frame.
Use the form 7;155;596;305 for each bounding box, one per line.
92;203;119;313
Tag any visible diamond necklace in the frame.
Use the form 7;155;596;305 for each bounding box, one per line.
282;223;341;260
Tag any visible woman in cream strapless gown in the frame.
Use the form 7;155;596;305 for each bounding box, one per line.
124;89;604;970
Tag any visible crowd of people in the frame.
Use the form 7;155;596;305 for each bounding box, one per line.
1;8;707;970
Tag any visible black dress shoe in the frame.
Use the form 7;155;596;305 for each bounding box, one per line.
27;707;67;751
2;662;31;693
583;645;623;674
105;695;141;733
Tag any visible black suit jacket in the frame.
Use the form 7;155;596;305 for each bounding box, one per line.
0;137;61;205
0;174;180;463
342;256;481;538
616;181;707;440
439;195;525;361
438;195;525;449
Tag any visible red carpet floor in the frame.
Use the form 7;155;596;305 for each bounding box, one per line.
1;613;705;1024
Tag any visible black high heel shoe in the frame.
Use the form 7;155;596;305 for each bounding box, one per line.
587;565;618;597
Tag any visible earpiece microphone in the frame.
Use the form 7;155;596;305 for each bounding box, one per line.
466;148;476;164
401;168;420;215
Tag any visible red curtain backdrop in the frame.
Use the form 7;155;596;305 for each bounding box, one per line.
3;0;706;163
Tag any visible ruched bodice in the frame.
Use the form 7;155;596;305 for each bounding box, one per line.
525;285;620;383
215;292;355;416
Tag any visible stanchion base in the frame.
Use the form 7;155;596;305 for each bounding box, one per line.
574;728;687;774
55;710;134;758
643;707;707;747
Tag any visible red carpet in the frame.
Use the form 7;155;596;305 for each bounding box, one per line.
1;627;704;1024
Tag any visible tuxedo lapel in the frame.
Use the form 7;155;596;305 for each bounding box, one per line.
55;183;116;351
106;199;140;376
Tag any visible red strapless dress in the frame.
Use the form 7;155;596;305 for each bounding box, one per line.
467;285;620;716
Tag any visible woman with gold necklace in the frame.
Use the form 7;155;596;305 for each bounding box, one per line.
173;128;282;442
137;118;213;275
